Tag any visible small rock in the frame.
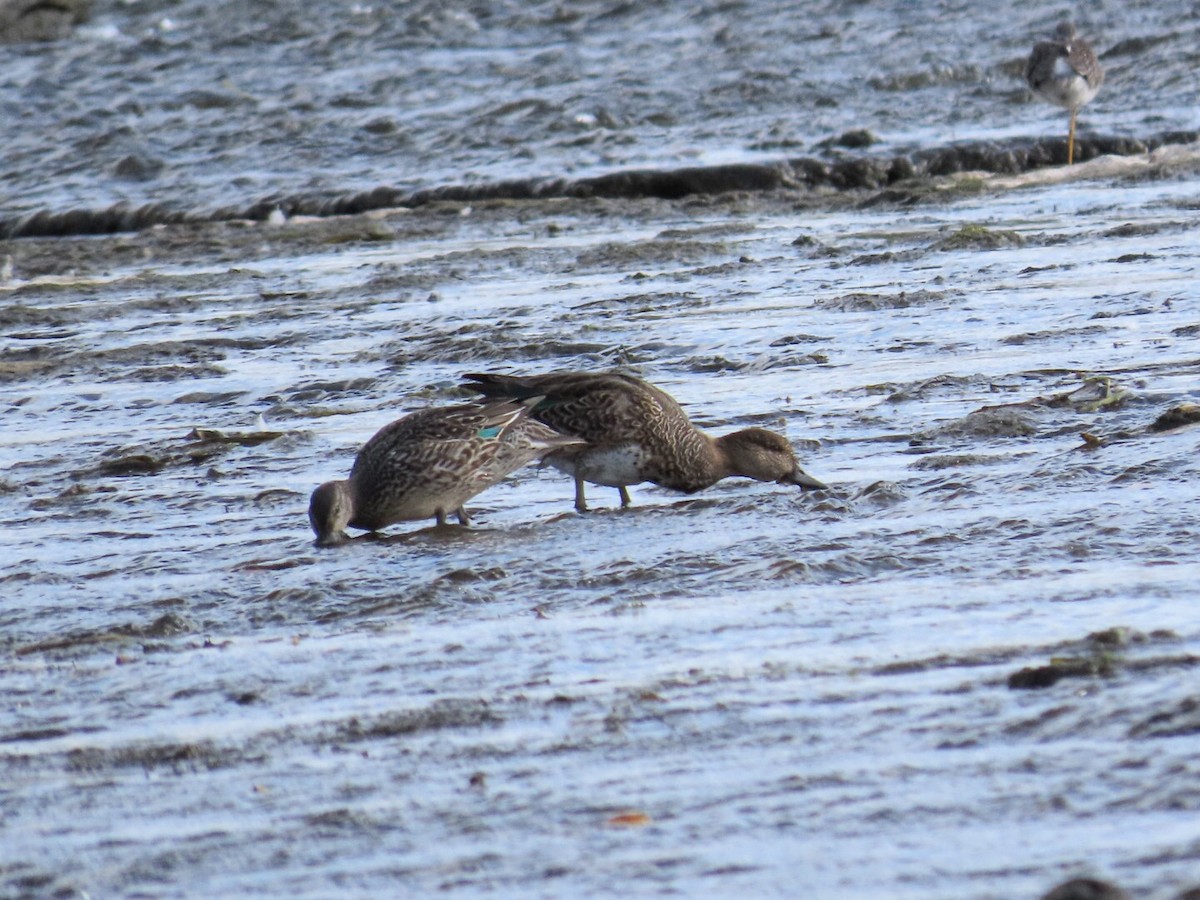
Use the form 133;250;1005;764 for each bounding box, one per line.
114;154;165;182
0;0;90;42
1149;402;1200;432
1041;877;1129;900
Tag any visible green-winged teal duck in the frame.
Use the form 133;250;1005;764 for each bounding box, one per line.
464;371;826;512
1026;21;1103;165
308;398;583;545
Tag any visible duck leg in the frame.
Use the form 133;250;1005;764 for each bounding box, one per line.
1067;108;1077;165
618;486;632;508
455;507;471;526
573;476;589;513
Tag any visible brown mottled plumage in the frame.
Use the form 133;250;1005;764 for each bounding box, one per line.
308;398;583;546
463;372;826;511
1025;21;1104;165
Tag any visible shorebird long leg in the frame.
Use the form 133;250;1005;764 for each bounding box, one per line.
1068;108;1077;165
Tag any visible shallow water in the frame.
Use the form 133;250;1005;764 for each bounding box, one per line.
4;1;1200;898
4;170;1200;898
3;0;1197;218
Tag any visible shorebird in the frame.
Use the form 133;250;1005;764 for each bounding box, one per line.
1025;21;1104;165
463;371;827;512
308;398;582;545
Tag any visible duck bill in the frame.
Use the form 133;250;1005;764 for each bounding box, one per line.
784;470;828;491
314;530;349;548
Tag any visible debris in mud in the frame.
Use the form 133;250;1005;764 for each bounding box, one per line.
1129;696;1200;739
0;0;90;42
824;129;879;150
790;233;840;257
27;482;104;511
884;373;994;403
919;374;1140;444
331;699;501;743
0;726;87;743
94;453;166;476
15;613;197;657
929;405;1040;439
846;248;925;266
1149;402;1200;432
1001;325;1109;346
88;428;292;478
932;223;1024;251
769;333;828;347
1008;627;1195;690
1007;656;1114;689
66;740;247;774
909;453;1003;470
1102;222;1166;238
605;810;652;827
817;289;952;311
1041;877;1130;900
131;612;196;638
186;427;288;447
852;481;905;506
1047;376;1134;413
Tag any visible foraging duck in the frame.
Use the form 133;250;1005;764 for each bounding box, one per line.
1025;21;1104;165
308;398;582;545
463;371;826;511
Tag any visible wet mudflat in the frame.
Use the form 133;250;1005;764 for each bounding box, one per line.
4;0;1200;897
4;155;1200;898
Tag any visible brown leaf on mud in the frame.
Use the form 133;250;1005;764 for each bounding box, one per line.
606;811;652;827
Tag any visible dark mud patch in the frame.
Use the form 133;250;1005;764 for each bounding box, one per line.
817;288;957;312
909;453;1007;471
1007;628;1197;691
1040;877;1131;900
15;613;198;658
84;429;296;480
916;376;1146;443
1149;402;1200;432
385;327;617;369
1129;697;1200;739
330;699;501;743
933;223;1025;251
884;373;1014;404
1000;325;1110;346
5;133;1200;240
927;404;1042;440
66;740;258;775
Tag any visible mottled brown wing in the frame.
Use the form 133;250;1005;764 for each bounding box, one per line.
464;372;684;446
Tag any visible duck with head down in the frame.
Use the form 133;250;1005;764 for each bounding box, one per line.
308;397;583;546
463;371;827;512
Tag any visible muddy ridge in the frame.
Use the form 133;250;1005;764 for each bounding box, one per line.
5;132;1197;239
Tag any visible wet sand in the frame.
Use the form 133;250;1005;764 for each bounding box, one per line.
4;0;1200;896
4;152;1200;897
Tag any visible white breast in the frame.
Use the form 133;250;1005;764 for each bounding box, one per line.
570;445;648;487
